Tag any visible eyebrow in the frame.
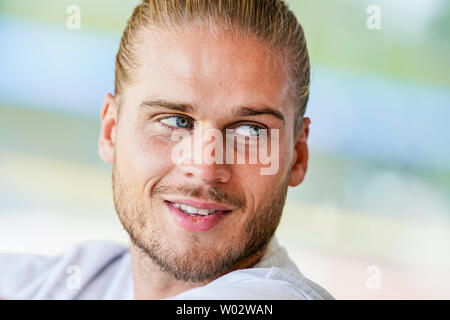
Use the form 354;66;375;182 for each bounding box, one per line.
138;99;285;124
138;100;194;113
235;106;286;124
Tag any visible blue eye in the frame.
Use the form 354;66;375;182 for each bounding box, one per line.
235;124;264;137
160;116;192;129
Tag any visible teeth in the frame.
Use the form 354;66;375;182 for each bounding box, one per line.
182;204;197;214
172;202;215;216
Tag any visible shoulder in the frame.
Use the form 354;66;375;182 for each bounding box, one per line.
170;266;334;300
0;240;129;299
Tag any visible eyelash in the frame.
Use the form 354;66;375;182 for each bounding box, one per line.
157;115;268;135
158;115;194;130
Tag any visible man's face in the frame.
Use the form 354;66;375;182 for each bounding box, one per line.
100;26;308;282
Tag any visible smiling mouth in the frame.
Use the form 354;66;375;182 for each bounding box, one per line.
165;200;233;217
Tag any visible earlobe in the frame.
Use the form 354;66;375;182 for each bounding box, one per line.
288;117;310;187
98;93;117;165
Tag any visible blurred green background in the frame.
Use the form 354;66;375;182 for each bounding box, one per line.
1;0;449;299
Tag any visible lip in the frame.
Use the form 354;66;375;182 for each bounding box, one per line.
165;198;234;211
165;201;231;232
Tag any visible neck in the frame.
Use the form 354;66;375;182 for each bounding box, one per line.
130;241;268;300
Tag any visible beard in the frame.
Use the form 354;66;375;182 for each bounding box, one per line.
112;162;290;283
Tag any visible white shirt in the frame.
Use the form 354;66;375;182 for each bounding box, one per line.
0;237;334;300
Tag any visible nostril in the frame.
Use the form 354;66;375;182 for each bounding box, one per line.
180;164;232;184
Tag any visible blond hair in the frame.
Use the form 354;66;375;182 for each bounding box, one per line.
115;0;310;131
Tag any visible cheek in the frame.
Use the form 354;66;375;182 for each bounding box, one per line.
237;142;292;178
233;142;292;198
118;127;176;181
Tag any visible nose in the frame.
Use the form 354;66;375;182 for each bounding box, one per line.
176;122;232;184
180;163;232;184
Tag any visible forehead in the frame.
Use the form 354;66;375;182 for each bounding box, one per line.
124;26;292;113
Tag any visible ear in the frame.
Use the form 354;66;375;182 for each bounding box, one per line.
289;117;310;187
98;93;118;165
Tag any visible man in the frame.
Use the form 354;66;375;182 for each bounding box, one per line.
0;0;333;299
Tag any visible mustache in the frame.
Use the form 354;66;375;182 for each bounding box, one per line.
152;185;247;209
